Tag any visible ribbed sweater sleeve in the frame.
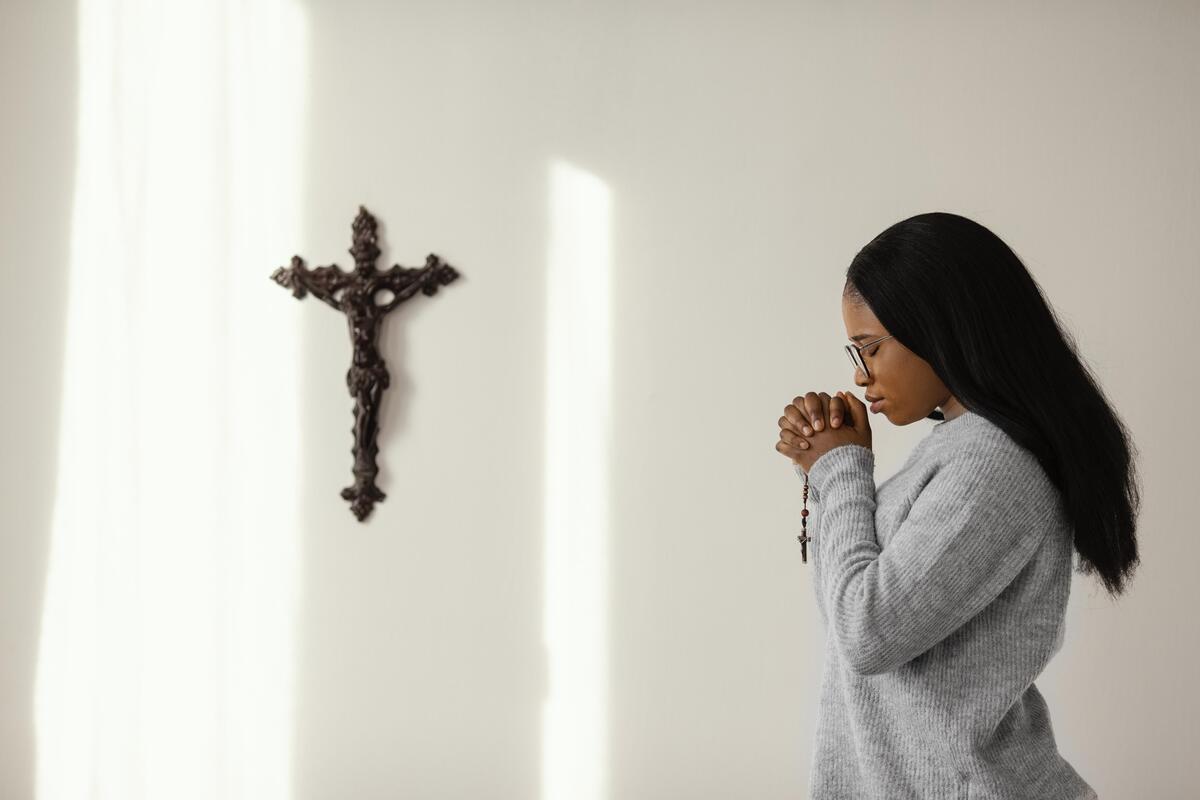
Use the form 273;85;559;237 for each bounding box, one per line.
805;440;1054;676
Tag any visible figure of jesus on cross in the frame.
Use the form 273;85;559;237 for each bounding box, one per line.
271;206;460;521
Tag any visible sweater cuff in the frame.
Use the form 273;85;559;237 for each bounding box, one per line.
807;444;875;498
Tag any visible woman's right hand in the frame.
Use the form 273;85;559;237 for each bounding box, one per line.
776;390;866;464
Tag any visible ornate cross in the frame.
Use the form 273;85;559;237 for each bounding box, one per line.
271;206;460;521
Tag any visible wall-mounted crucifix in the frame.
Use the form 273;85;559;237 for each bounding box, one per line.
271;206;460;521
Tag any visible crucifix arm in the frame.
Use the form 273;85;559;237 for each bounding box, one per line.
379;255;457;313
271;256;351;311
379;274;429;313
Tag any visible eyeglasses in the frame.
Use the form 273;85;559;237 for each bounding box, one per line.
844;334;894;380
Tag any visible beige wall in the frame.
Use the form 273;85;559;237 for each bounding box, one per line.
3;1;1197;797
1;1;77;797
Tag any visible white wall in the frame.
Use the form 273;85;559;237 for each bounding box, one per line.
4;1;1198;798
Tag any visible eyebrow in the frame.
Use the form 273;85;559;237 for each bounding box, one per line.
849;334;879;342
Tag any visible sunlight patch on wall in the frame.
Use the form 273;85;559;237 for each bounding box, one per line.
34;1;308;797
541;160;613;800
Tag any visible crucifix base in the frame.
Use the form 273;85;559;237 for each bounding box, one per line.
342;478;386;522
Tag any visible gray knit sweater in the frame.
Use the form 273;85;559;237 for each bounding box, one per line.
795;410;1097;799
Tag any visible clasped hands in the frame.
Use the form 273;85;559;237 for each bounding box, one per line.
776;390;873;475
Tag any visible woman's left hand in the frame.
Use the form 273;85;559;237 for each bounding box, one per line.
776;390;873;474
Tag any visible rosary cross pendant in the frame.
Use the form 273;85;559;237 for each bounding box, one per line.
796;532;811;563
797;476;811;562
271;206;460;521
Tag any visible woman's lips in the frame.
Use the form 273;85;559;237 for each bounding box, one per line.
869;399;885;413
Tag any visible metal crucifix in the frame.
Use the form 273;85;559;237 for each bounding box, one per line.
271;206;459;521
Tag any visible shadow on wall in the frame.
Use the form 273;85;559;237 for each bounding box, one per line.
0;1;77;798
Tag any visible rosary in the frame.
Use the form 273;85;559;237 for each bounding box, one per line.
796;472;812;562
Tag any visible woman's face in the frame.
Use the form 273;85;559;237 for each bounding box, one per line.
840;294;965;423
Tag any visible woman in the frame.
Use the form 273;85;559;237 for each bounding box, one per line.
775;212;1136;799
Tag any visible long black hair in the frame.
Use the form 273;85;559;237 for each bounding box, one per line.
844;211;1140;599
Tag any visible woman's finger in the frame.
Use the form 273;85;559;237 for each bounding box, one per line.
786;399;815;435
778;415;804;436
804;391;826;432
781;428;810;449
775;436;808;462
830;392;847;428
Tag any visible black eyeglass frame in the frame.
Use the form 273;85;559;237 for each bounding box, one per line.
844;334;894;379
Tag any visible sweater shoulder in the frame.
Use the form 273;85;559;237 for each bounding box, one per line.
925;413;1062;515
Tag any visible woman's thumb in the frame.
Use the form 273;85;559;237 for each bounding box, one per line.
841;390;867;429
